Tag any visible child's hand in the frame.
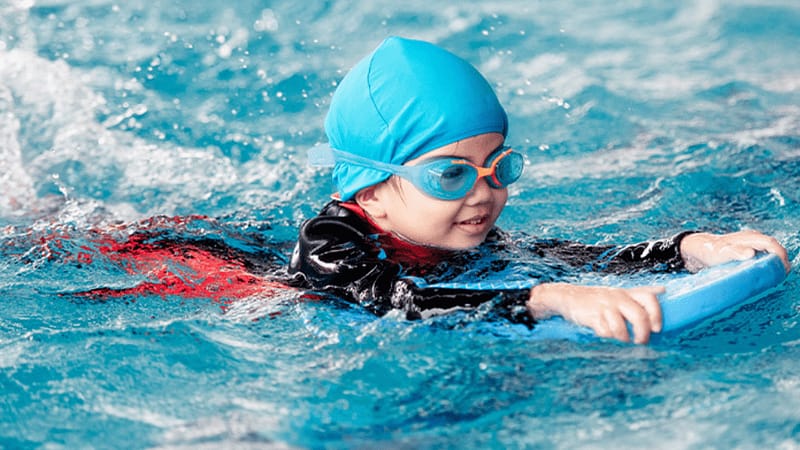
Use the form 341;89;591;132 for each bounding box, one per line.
680;230;790;273
527;283;665;344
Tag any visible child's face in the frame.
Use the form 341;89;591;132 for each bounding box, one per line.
362;132;509;250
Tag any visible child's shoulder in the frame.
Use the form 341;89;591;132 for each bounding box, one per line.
298;200;376;244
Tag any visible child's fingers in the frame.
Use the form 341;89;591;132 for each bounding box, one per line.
599;308;631;343
588;311;635;344
627;286;665;334
747;233;790;272
726;231;790;272
616;289;662;344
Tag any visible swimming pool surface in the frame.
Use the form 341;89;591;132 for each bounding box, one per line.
1;1;799;448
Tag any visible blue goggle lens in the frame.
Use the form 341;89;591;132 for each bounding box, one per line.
439;164;473;193
492;150;524;188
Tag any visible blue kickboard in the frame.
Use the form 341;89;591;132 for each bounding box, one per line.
532;253;788;340
411;253;788;341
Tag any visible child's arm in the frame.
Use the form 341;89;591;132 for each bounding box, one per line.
531;232;693;274
680;230;790;273
526;283;664;344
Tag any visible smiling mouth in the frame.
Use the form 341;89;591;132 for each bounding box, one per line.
457;215;488;226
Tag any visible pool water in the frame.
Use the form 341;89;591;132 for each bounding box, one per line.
2;0;799;448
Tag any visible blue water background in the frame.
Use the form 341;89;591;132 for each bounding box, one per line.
1;0;799;448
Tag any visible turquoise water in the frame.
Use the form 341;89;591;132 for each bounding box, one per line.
2;0;800;448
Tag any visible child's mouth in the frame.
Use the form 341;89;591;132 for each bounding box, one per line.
456;215;489;227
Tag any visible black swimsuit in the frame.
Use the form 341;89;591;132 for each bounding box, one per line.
287;200;692;324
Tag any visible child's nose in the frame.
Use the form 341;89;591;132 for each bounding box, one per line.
464;176;493;203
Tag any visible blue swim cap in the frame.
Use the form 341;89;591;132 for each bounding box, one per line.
314;36;508;201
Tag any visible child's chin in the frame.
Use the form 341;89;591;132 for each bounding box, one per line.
441;235;487;251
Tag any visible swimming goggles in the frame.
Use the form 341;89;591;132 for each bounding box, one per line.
308;144;524;200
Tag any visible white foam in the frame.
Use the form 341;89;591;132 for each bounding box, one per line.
0;82;36;215
0;49;252;220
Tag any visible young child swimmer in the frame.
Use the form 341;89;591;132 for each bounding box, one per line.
288;36;790;344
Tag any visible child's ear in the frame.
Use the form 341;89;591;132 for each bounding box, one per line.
354;185;388;219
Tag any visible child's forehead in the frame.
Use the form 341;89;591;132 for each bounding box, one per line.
408;133;505;163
